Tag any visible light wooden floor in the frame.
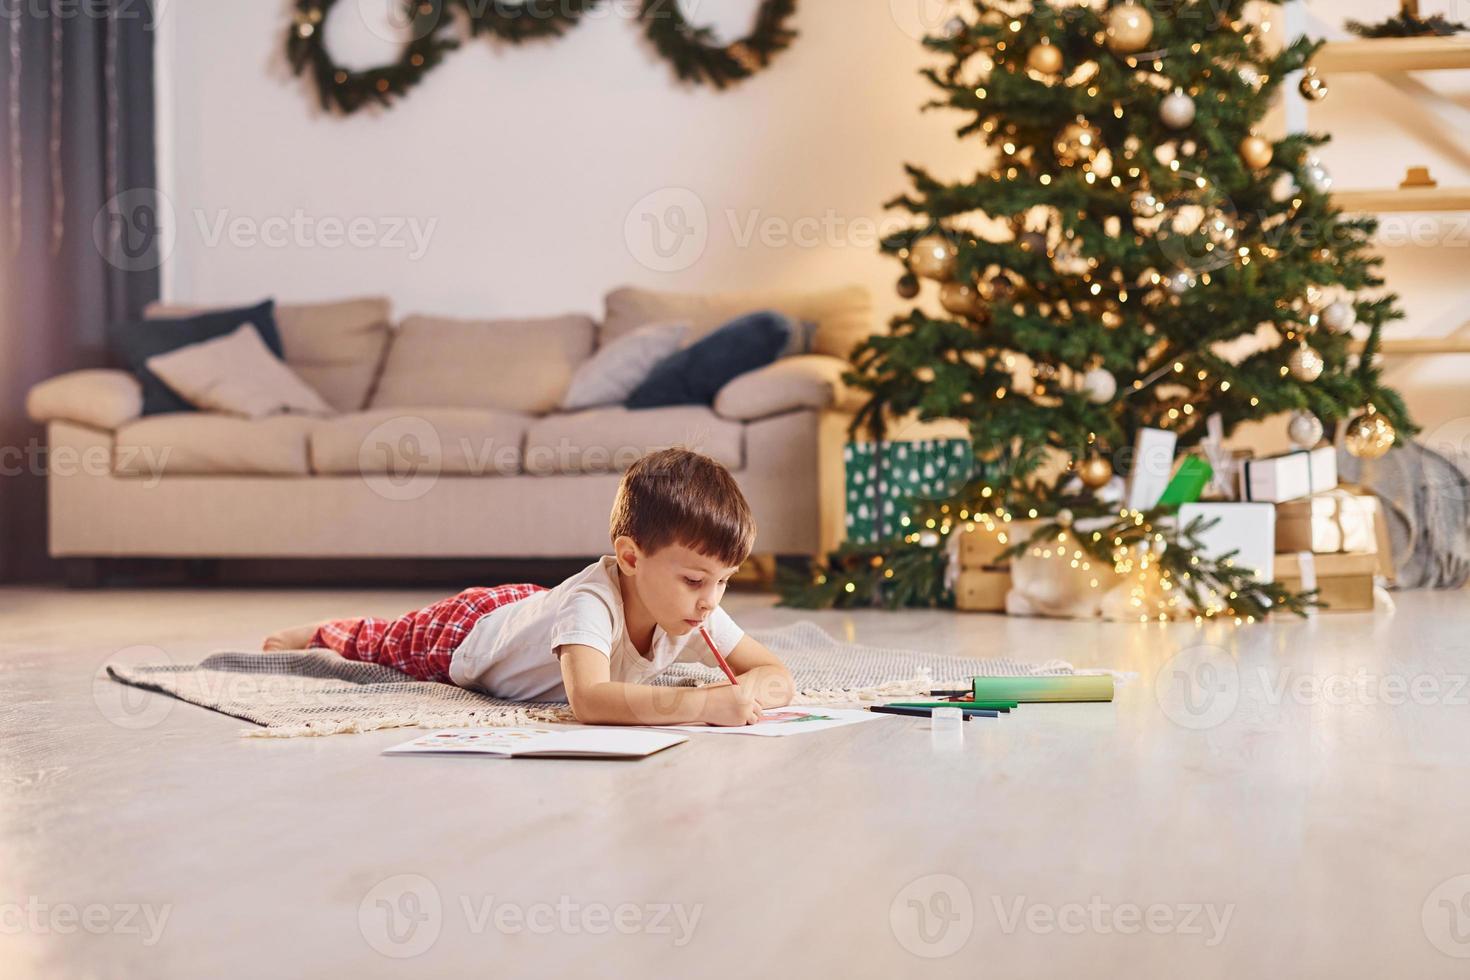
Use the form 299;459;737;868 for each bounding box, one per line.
3;585;1469;979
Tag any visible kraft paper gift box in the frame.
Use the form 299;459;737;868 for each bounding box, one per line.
1240;446;1337;504
1274;552;1377;612
955;568;1012;612
958;522;1014;569
1275;489;1380;555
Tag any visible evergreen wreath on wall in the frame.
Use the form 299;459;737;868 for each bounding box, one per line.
287;0;460;114
286;0;801;114
459;0;601;42
639;0;798;89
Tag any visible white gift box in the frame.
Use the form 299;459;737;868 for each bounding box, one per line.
1125;427;1178;511
1239;446;1337;504
1177;502;1278;582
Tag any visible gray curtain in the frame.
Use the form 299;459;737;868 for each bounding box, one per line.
0;0;157;581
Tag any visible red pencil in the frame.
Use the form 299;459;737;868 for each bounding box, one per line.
698;626;740;686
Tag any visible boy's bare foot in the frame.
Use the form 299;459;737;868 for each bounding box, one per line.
262;622;324;651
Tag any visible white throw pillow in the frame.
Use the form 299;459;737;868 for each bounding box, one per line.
560;320;689;411
145;323;333;419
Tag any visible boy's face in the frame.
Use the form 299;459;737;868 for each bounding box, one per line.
615;537;741;636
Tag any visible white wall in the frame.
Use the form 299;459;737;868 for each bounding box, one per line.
156;0;975;325
156;0;1467;439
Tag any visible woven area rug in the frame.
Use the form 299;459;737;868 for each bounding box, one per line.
105;621;1087;738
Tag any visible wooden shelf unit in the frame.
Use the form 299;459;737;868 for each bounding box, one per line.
1334;186;1470;212
1313;36;1470;74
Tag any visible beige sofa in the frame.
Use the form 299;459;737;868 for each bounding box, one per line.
26;286;870;579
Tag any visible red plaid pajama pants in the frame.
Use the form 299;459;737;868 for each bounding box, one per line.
309;584;547;684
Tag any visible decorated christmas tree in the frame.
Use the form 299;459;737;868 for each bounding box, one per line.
780;0;1415;616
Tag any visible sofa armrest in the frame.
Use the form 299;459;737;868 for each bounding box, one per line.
713;355;864;422
26;369;143;431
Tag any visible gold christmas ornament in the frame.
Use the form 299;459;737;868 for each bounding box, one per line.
1299;68;1329;102
896;273;920;299
940;281;982;317
1288;342;1324;382
1027;42;1064;75
1078;454;1114;489
1105;3;1154;55
909;235;957;280
1239;134;1273;171
1345;405;1396;460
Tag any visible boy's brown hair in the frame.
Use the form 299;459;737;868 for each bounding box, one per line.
609;448;756;568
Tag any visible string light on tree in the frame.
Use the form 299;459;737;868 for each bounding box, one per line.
1299;67;1329;101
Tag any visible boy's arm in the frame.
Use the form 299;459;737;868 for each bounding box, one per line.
558;644;762;727
723;634;795;709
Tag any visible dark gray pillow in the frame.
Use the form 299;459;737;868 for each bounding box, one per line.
626;310;793;409
108;300;282;415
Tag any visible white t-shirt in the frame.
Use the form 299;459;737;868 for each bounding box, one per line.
448;555;745;701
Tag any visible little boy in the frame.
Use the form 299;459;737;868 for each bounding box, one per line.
263;448;795;727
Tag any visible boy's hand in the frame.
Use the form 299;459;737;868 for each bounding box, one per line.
702;684;763;727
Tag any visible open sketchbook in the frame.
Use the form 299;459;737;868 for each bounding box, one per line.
649;707;883;737
384;728;688;760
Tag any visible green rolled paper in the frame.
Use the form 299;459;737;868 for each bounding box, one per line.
970;675;1114;703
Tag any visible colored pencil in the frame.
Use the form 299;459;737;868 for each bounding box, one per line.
698;626;740;687
888;700;1018;712
869;705;997;720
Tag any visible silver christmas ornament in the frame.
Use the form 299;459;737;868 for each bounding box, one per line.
1288;343;1324;382
1081;367;1118;404
1320;301;1355;333
1287;410;1325;448
1159;89;1196;130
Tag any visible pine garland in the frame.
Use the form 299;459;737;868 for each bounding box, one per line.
638;0;799;89
1346;12;1468;37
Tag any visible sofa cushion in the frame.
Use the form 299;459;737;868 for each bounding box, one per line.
627;311;793;409
523;406;743;476
26;369;143;431
113;414;317;476
713;354;863;421
310;408;531;476
144;324;334;419
113;300;282;416
148;297;393;413
370;313;596;415
560;320;688;411
602;284;874;360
